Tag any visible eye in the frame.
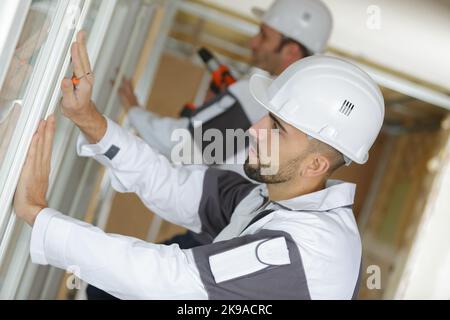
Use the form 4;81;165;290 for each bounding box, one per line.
272;120;279;130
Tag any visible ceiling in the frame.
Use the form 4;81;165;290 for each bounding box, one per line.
203;0;450;92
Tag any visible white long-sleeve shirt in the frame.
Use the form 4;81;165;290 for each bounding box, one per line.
30;117;362;300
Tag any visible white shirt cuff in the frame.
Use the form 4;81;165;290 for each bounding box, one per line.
30;208;60;265
76;116;121;158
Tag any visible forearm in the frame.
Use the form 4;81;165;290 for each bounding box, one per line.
69;101;107;144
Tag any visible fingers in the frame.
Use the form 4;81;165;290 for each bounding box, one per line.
121;78;134;94
25;131;39;175
62;30;95;119
42;115;56;175
61;78;77;107
70;31;94;96
118;78;127;93
77;31;92;76
35;121;46;173
28;117;55;180
71;42;85;79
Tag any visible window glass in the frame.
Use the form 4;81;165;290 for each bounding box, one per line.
0;0;58;172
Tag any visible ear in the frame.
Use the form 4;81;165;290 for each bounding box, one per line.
280;42;304;62
301;154;330;177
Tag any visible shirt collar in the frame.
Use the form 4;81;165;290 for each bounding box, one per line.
261;180;356;212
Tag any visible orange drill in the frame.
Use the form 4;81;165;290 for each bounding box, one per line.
198;48;237;96
180;48;237;117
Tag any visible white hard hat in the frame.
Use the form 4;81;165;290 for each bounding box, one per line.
249;55;385;164
252;0;333;54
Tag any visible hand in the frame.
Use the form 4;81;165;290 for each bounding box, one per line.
118;78;139;112
61;31;106;144
14;116;55;226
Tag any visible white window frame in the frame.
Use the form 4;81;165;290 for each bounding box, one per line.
0;0;93;299
0;0;124;300
0;0;76;230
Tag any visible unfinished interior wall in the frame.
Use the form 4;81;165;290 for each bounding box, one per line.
396;116;450;298
359;116;449;299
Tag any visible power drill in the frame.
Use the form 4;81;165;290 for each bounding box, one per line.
180;47;237;118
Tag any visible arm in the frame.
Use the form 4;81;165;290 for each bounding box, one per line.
30;208;208;299
15;115;288;300
15;31;258;233
30;207;300;300
60;32;207;231
13;44;297;299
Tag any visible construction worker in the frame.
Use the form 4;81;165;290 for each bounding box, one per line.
118;0;333;171
92;0;334;300
85;0;334;300
14;31;384;299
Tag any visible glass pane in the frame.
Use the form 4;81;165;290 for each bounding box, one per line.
83;0;102;34
0;0;58;170
92;0;131;113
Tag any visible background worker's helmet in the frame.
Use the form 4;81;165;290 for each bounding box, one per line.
249;55;385;164
252;0;333;54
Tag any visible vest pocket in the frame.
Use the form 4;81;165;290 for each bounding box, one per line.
209;237;290;284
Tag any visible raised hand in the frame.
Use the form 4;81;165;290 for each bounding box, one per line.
118;78;139;112
60;31;106;144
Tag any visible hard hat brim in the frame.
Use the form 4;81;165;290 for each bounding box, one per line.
250;73;307;134
249;73;274;114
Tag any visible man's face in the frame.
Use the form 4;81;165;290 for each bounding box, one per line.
244;113;312;183
249;24;285;75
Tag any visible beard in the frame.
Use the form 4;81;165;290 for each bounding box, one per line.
251;50;281;76
243;153;304;184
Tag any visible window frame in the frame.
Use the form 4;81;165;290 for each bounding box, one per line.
0;0;124;300
0;0;92;299
0;0;76;230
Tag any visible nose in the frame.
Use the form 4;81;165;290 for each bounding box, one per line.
249;115;270;140
249;34;260;50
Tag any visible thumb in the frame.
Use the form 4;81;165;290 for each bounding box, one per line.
61;78;77;106
61;78;74;94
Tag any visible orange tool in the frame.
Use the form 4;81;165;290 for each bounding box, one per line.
72;74;81;86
